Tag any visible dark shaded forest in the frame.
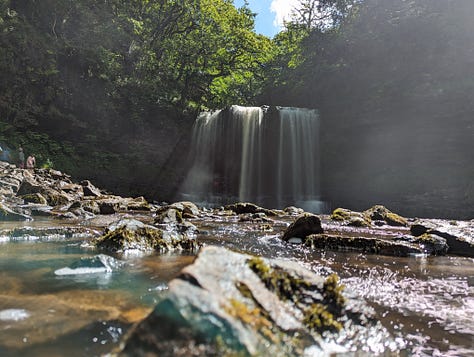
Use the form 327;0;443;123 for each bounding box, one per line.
0;0;472;217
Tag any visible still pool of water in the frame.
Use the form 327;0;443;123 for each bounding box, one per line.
0;217;473;356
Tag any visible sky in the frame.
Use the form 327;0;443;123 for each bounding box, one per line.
234;0;300;38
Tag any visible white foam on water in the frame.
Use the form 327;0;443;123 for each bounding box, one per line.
0;308;30;321
54;267;109;275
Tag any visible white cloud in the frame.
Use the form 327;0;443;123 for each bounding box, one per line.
270;0;300;28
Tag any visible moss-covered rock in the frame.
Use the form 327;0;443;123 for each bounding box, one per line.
305;234;426;256
330;208;371;227
20;192;48;205
154;208;184;225
225;202;278;216
94;218;200;253
281;213;323;242
119;247;397;356
363;205;407;227
410;219;474;256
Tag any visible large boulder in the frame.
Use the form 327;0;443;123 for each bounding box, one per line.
282;213;323;242
119;247;402;356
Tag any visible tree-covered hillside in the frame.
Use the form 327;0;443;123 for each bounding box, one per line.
262;0;474;217
0;0;271;196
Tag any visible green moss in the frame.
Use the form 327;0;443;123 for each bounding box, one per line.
330;208;350;221
94;226;200;252
21;193;47;204
303;303;343;333
248;257;310;302
323;274;346;308
224;299;276;342
330;208;371;227
415;233;439;244
385;212;408;227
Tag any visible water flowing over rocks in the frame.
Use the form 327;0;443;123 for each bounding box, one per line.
118;246;402;356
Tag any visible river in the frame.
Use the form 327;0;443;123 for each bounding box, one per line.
0;215;473;356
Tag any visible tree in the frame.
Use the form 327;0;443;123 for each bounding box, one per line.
290;0;357;31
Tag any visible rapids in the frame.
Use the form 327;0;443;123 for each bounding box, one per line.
0;215;473;356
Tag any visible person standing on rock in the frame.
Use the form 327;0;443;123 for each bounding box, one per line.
26;154;36;170
18;147;25;168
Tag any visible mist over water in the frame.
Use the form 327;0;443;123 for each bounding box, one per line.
179;105;324;211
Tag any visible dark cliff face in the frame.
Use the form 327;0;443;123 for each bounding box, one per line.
321;110;473;219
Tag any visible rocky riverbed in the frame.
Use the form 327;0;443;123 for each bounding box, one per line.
1;161;473;356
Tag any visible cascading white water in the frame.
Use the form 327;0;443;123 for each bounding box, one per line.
179;105;324;211
275;107;320;210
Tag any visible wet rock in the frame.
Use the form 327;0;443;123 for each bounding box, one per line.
282;213;323;242
97;197;121;214
170;201;200;217
119;246;401;356
396;233;448;255
42;188;73;207
80;180;102;197
126;196;151;211
0;226;96;240
0;202;31;221
20;192;48;205
283;206;305;215
363;205;408;227
94;218;200;253
410;219;474;256
29;205;55;217
54;254;123;275
330;208;371;227
225;202;277;216
76;200;101;215
17;176;42;196
305;233;446;256
154;208;184;225
238;212;272;223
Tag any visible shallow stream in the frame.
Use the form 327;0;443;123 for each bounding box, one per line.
0;216;473;356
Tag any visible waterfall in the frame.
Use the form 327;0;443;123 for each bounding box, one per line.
179;105;324;211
